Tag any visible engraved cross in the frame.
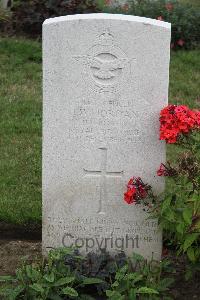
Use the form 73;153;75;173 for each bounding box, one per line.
83;148;123;215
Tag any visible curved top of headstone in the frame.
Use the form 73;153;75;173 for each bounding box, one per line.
43;13;171;29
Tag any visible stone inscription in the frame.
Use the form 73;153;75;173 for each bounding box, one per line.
46;216;160;246
67;94;143;143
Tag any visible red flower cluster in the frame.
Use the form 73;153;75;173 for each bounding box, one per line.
157;164;169;176
160;105;200;143
124;177;148;205
157;163;177;177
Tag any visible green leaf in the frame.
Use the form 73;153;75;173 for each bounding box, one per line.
49;294;63;300
54;276;75;286
7;285;24;300
26;265;32;278
137;287;159;294
44;272;55;283
16;269;24;281
187;247;195;262
158;278;175;292
126;273;143;283
62;287;78;297
111;281;119;288
132;252;144;262
183;209;192;225
115;265;128;280
30;283;44;293
185;269;193;281
165;209;175;222
119;265;128;274
176;222;185;235
161;197;171;214
129;288;136;300
0;276;14;282
29;268;41;281
106;290;114;297
82;277;103;285
183;234;199;252
187;194;199;202
106;290;124;299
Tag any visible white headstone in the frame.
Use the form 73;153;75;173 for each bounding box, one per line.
43;14;171;260
1;0;12;9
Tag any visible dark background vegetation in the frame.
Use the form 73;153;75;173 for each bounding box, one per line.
0;0;199;49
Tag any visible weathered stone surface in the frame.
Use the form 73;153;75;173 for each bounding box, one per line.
43;14;171;260
0;0;12;9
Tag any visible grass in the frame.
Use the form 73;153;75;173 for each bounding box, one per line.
178;0;200;8
169;50;200;108
0;38;42;225
0;37;199;225
168;50;200;161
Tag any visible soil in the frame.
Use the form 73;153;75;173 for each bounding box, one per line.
0;221;41;240
0;221;42;275
0;230;199;299
169;255;200;300
0;239;41;276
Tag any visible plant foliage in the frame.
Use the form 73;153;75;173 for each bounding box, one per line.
102;0;200;50
11;0;100;37
0;248;174;299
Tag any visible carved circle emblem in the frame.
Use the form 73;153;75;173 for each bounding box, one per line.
74;32;130;92
89;52;125;86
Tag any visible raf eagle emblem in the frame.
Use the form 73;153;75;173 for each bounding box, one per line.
73;31;130;88
74;54;128;81
88;56;127;80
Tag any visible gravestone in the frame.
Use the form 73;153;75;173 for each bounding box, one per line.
0;0;12;9
43;14;171;260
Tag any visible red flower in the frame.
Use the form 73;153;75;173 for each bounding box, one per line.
177;39;185;47
124;187;136;204
159;105;199;144
165;3;173;11
138;185;147;198
124;177;150;205
174;105;188;113
128;178;134;186
157;16;164;21
195;111;200;126
157;164;167;176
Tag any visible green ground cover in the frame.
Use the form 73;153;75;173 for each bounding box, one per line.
179;0;200;7
0;38;199;225
0;38;42;225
